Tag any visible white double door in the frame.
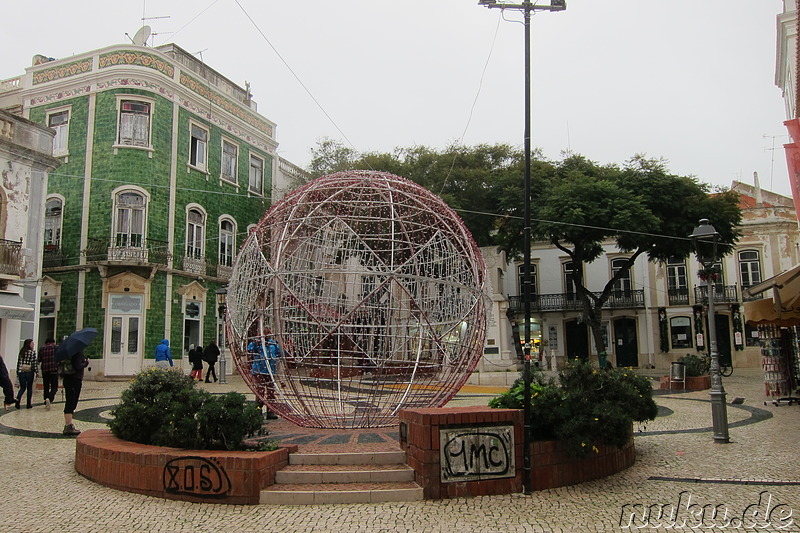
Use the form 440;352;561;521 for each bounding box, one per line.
105;294;144;375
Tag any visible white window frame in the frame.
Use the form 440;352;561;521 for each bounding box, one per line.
219;216;236;267
46;106;71;158
188;121;209;172
738;249;762;288
112;186;149;248
611;257;632;296
220;137;239;184
114;95;154;153
186;204;207;260
249;152;264;195
44;194;65;249
517;263;538;296
666;256;687;290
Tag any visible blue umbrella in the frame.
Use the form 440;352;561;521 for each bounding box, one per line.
55;327;98;362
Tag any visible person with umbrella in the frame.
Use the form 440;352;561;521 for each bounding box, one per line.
56;328;97;436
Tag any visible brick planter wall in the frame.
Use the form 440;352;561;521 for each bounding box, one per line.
529;436;635;491
75;429;296;505
659;375;711;391
399;407;523;500
400;407;635;499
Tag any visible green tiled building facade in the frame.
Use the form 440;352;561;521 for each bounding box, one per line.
11;43;277;376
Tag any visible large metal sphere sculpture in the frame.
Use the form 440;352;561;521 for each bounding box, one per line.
226;171;486;428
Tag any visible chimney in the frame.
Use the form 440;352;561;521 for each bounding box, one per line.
753;171;764;206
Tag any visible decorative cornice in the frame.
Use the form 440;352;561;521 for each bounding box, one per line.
96;78;175;99
179;72;273;138
32;58;93;86
99;50;175;78
29;85;92;106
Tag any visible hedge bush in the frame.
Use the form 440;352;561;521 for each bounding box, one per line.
108;368;262;450
489;359;658;456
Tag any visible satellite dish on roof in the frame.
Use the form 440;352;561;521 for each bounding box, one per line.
131;25;151;46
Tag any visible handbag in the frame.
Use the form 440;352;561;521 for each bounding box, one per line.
19;364;32;372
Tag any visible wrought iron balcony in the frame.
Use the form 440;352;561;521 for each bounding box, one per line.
740;284;763;302
667;287;690;306
507;289;645;313
42;245;66;268
83;237;170;265
0;238;23;277
693;284;738;305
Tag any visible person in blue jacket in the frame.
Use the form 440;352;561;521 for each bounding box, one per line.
154;339;174;369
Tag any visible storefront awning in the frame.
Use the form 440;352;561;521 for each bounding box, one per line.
743;263;800;326
0;291;34;321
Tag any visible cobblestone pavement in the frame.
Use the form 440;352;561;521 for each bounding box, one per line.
2;369;799;532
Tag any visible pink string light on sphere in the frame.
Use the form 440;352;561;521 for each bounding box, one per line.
226;170;487;428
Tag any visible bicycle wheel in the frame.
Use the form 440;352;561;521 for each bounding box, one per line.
720;365;733;377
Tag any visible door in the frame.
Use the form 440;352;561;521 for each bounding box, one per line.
565;319;589;361
714;314;732;367
613;317;639;367
106;315;142;375
105;293;144;376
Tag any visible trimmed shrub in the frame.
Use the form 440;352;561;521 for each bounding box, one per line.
108;368;262;450
489;359;658;456
677;353;708;377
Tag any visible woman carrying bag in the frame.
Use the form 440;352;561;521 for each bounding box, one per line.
15;339;37;409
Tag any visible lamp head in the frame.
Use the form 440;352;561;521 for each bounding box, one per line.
690;218;720;265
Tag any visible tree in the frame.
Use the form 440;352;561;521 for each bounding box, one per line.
307;139;532;250
532;154;742;360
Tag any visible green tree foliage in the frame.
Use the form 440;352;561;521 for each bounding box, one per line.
308;142;743;358
532;154;742;357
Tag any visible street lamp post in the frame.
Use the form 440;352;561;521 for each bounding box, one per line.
690;219;730;443
216;286;228;385
478;0;566;495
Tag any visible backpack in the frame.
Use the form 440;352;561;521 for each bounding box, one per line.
58;359;76;376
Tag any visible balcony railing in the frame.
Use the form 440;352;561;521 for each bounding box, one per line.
507;289;645;313
180;254;206;275
43;245;66;268
667;287;690;306
0;238;23;277
84;237;170;265
741;284;763;302
693;284;738;304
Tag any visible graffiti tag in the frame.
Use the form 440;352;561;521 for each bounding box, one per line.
440;425;514;483
163;456;231;497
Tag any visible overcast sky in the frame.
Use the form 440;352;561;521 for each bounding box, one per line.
0;1;791;196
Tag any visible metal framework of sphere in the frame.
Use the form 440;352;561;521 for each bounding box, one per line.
226;171;487;428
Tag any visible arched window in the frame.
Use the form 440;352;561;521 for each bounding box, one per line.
219;218;236;267
186;208;205;259
44;197;63;249
114;191;146;247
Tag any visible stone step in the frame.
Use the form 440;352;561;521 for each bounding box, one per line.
276;463;415;484
260;481;424;505
289;451;407;466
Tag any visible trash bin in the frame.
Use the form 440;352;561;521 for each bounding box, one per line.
598;352;607;368
670;361;686;390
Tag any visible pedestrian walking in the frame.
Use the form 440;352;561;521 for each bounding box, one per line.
154;339;173;369
0;355;15;410
61;350;88;436
15;339;37;409
204;340;220;383
189;344;204;381
37;337;59;409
